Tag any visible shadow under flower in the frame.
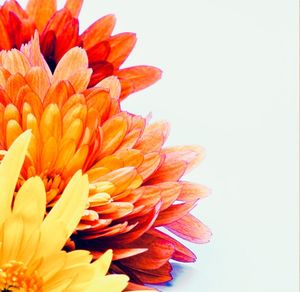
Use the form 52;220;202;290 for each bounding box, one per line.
150;262;200;291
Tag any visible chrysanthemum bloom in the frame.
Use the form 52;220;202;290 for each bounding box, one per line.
0;0;161;99
0;35;211;289
0;131;129;291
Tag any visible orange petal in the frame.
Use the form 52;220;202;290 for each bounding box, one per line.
99;115;128;158
162;145;205;173
107;33;137;68
178;182;211;202
5;73;26;102
43;80;69;108
86;167;110;183
40;103;62;143
94;202;134;220
128;262;172;284
96;76;121;100
166;214;212;244
1;49;30;76
97;167;137;195
137;152;162;180
26;0;57;32
41;136;58;170
116;201;162;244
52;47;88;84
117;66;162;100
55;139;76;170
147;159;187;184
64;144;88;177
93;156;124;171
67;68;92;92
115;149;144;168
62;118;84;146
112;248;148;260
80;14;116;50
6;119;23;148
156;182;182;211
64;0;83;18
120;235;174;270
154;201;197;226
148;228;197;263
25;67;50;101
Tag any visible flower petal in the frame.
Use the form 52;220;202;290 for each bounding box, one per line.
26;0;57;32
117;66;162;100
166;214;212;244
0;131;31;223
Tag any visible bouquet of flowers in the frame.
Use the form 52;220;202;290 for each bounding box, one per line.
0;0;211;291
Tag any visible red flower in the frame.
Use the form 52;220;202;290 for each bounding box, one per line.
0;0;161;99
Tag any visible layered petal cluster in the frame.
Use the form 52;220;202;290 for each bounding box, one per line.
0;131;129;292
0;0;161;99
0;35;210;287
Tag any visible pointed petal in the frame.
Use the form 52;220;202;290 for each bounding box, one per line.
91;249;112;277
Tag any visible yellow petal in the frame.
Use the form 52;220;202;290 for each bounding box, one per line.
91;249;112;277
42;171;89;238
13;177;46;226
88;275;129;292
0;131;31;223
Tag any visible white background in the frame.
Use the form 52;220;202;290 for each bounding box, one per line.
14;1;300;291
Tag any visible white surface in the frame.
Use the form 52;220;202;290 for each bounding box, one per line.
13;1;300;291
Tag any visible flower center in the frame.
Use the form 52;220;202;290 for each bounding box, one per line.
0;261;43;291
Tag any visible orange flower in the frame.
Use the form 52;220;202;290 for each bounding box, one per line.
0;35;211;288
0;0;161;99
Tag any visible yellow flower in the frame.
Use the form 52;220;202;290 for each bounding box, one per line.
0;131;129;291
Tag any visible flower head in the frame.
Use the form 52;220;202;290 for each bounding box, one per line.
0;131;129;291
0;0;161;99
0;34;211;288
